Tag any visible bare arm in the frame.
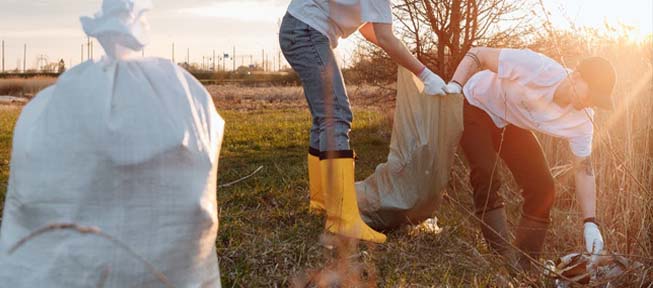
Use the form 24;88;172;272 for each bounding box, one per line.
574;155;597;219
450;47;501;87
359;23;424;76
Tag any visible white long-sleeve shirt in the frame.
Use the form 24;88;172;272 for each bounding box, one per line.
464;49;594;157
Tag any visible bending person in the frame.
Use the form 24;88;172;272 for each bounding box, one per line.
446;48;615;270
279;0;447;243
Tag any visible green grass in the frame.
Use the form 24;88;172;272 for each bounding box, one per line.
212;107;509;287
215;108;401;286
0;107;21;214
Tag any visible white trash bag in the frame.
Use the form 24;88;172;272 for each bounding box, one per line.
0;1;225;287
356;67;464;231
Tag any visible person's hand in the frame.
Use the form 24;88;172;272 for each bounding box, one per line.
446;82;463;94
584;222;604;255
418;68;447;96
584;221;604;275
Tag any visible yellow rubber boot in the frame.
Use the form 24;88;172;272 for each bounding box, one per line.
320;153;387;243
308;148;325;213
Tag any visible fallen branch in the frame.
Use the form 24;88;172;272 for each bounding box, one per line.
219;166;264;188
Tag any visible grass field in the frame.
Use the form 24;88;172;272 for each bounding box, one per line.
0;100;509;287
0;74;651;286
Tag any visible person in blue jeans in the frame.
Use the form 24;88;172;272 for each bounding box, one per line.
279;0;449;243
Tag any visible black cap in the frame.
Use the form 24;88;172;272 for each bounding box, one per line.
576;57;616;110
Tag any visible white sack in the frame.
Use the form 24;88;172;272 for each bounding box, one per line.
0;1;225;287
356;67;464;230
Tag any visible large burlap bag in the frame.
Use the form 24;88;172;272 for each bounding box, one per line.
0;1;224;287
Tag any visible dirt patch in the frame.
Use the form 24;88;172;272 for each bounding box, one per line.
0;96;28;106
0;104;24;111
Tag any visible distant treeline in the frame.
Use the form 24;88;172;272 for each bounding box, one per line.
0;72;61;79
0;69;377;86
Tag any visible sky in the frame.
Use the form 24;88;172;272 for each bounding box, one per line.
0;0;651;71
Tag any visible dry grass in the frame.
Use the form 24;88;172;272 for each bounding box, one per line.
0;77;56;97
208;84;396;111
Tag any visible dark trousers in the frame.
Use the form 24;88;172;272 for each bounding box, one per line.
460;101;555;221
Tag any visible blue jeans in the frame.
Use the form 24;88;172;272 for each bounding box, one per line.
279;13;353;152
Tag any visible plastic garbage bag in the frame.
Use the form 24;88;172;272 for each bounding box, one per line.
0;1;224;287
356;67;464;231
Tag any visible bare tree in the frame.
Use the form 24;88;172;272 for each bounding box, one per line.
394;0;536;79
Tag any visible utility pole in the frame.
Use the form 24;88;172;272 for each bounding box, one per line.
86;37;94;60
172;43;175;63
261;49;265;72
187;48;190;64
23;44;26;73
212;50;216;71
232;46;236;71
1;40;4;73
222;52;226;72
278;50;281;71
81;44;84;63
87;37;90;61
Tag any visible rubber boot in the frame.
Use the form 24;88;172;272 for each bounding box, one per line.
320;151;387;243
479;208;517;265
513;214;550;271
308;148;325;213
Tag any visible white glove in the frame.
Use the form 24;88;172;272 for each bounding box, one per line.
445;82;463;94
418;68;447;96
584;222;604;255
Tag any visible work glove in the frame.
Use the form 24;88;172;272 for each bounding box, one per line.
445;82;463;94
584;221;604;275
584;222;604;255
418;68;447;96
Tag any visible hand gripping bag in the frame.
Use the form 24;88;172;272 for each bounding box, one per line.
0;1;225;287
356;67;464;231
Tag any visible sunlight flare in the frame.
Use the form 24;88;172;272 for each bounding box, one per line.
180;1;285;23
